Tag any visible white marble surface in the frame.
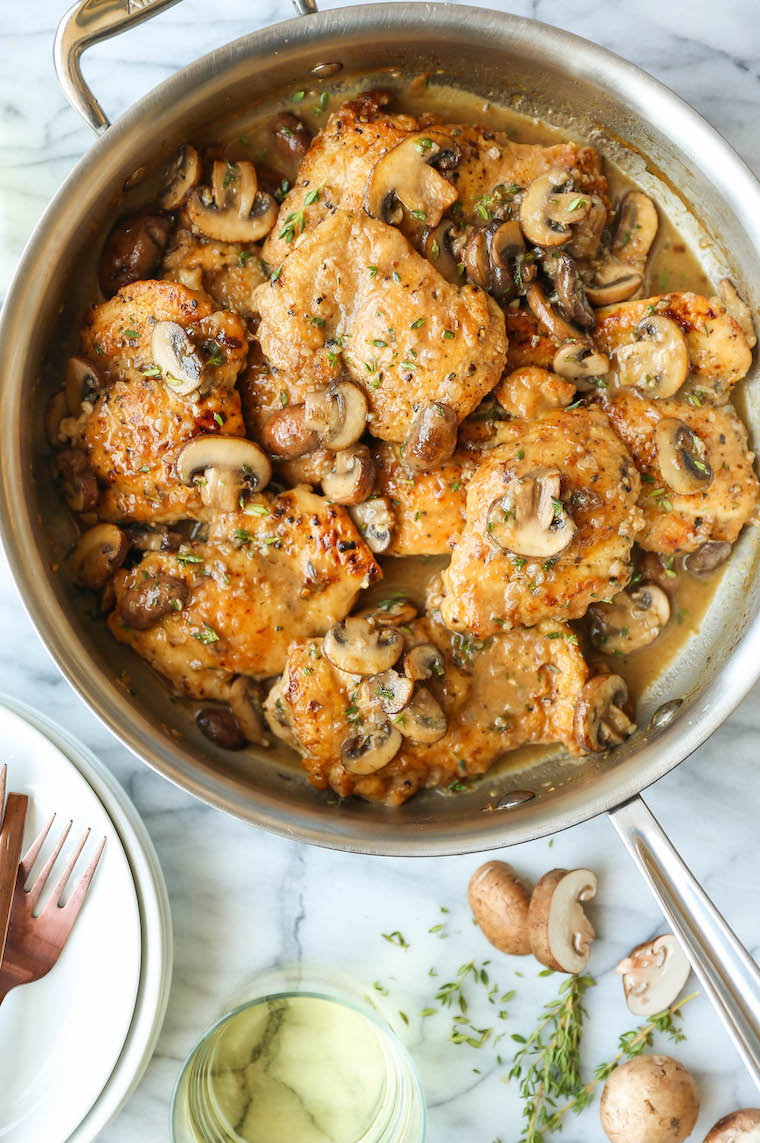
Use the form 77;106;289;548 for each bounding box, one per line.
1;1;760;1140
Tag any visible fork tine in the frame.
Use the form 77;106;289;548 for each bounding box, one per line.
20;813;56;878
26;819;71;908
58;836;106;925
43;828;91;911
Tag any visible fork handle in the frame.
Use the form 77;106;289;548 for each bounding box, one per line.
0;794;27;968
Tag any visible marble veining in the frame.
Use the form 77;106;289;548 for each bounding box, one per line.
1;1;760;1140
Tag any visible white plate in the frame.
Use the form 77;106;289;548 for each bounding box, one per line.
0;697;172;1142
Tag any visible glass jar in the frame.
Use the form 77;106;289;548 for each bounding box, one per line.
171;965;426;1143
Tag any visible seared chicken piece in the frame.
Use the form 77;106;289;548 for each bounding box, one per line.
372;441;474;556
441;408;644;636
266;615;588;806
162;229;267;317
601;391;760;554
504;307;560;373
108;487;380;697
253;210;507;442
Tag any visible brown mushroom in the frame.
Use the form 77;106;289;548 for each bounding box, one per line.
403;401;458;472
421;219;465;283
99;211;170;298
159;144;202;210
304;380;368;452
703;1109;760;1143
70;524;128;590
464;220;530;298
616;935;691;1017
655;418;713;495
612;190;659;266
260;404;319;459
65;355;104;412
487;468;576;559
600;1055;699;1143
589;584;671;654
271;112;312;165
197;707;246;751
396;685;447;744
150;321;205;397
552;251;596;329
359;597;418;627
229;676;270;746
586;261;644;306
323;617;403;676
187;160;278;243
341;718;402;774
615;315;690;398
573;674;636;752
371;669;414;715
118;574;189;630
126;524;184;553
552;339;610;388
321;445;376;505
176;435;271;511
717;279;757;348
404;643;445;683
683;540;731;577
54;448;99;513
349;497;395;554
364;131;461;228
565;194;608;260
528;867;597;973
468;860;533;956
519;170;591;247
526;281;579;343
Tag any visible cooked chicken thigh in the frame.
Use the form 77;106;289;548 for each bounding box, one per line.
162;229;267;317
372;441;474;555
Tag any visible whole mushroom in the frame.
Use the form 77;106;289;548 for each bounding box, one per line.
468;860;533;956
703;1109;760;1143
527;867;597;973
403;401;458;472
70;524;128;591
600;1054;699;1143
118;574;189;630
99;211;170;298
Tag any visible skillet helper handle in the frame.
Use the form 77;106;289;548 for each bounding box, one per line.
54;0;185;136
610;793;760;1089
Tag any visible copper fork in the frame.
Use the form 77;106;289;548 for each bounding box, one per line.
0;814;106;1006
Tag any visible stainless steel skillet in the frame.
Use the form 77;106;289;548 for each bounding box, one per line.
2;0;760;1085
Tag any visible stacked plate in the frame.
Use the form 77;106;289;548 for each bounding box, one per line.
0;696;172;1142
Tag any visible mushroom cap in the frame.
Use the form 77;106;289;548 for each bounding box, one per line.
468;860;533;956
70;524;128;591
655;418;713;495
304;380;368;452
590;583;671;654
600;1054;699;1143
175;435;272;507
403;401;458;472
349;497;395;555
612;191;659;267
396;685;448;744
187;160;278;242
321;446;376;506
683;540;731;577
703;1109;760;1143
363;130;461;228
159;143;202;210
519;170;591;247
586;262;644;307
616;934;691;1017
118;573;189;630
614;315;690;399
65;355;104;413
422;219;464;284
552;339;610;387
404;642;445;682
260;405;320;459
341;718;402;775
486;468;576;559
150;321;205;397
323;616;404;676
229;676;269;746
573;674;636;753
197;707;246;751
370;669;414;715
360;597;418;628
528;867;597;973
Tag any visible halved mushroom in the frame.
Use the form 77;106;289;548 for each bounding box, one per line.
403;401;458;472
54;448;99;513
70;524;128;590
126;524;184;553
528;867;597;974
176;435;271;511
487;468;576;559
187;160;278;243
552;339;610;388
655;418;713;495
519;170;591;248
464;220;530;298
683;540;731;577
717;278;757;348
341;718;402;774
159;144;202;210
304;380;368;452
585;262;644;306
65;356;104;412
616;934;691;1017
589;584;670;654
565;194;608;260
260;404;319;459
118;573;189;630
703;1109;760;1143
371;669;414;715
404;643;445;682
573;673;636;752
396;685;448;744
552;252;596;330
321;445;376;505
364;131;461;228
349;497;394;555
614;315;689;398
229;676;270;746
323;616;403;676
421;219;465;283
526;281;579;343
99;211;170;298
150;321;205;397
612;190;659;266
468;861;533;956
359;597;418;627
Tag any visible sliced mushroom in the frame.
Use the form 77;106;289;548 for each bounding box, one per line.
612;190;659;266
54;448;99;513
323;617;403;676
404;643;445;682
487;468;576;559
585;261;644;307
396;685;447;744
465;220;530;298
150;321;205;397
616;934;691;1017
528;867;597;973
526;281;579;343
590;584;670;654
197;707;246;751
359;597;418;627
65;356;104;412
321;445;376;505
519;170;591;247
70;524;128;590
304;380;368;452
468;861;533;956
615;315;689;398
176;435;271;511
552;252;596;329
126;524;184;553
573;673;636;752
272;112;312;165
371;669;414;715
159;144;202;210
118;573;189;630
364;130;461;228
717;278;757;348
187;160;278;243
341;718;402;775
565;194;608;260
229;676;270;746
99;212;170;298
552;339;610;388
422;219;465;283
655;418;713;495
703;1109;760;1143
349;497;394;555
683;540;731;577
260;404;319;459
404;401;458;472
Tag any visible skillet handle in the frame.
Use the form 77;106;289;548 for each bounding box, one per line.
609;793;760;1089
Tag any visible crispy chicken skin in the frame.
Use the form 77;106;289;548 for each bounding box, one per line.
441;409;644;636
108;487;380;696
254;210;507;442
266;616;588;806
372;442;474;556
601;391;760;554
162;229;267;317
